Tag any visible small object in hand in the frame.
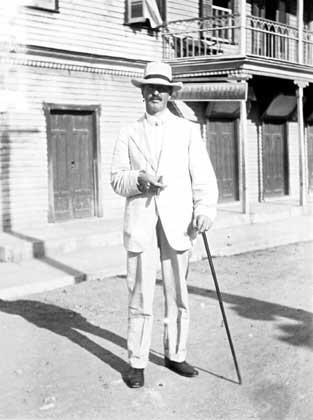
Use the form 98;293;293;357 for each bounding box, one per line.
138;172;166;195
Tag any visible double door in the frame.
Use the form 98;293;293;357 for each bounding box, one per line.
48;110;97;221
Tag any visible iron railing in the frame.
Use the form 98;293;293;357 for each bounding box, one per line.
247;16;298;62
163;9;239;60
304;28;313;65
163;10;313;66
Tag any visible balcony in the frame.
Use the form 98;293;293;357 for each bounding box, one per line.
162;7;313;67
163;7;237;60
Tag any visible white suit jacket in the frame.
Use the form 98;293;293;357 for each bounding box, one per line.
111;110;218;252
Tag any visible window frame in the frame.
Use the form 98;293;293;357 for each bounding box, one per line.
127;0;166;27
127;0;146;25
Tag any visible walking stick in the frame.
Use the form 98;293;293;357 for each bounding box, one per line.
202;232;242;385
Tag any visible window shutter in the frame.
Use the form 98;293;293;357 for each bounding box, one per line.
156;0;166;23
252;0;265;18
277;0;287;24
200;0;212;18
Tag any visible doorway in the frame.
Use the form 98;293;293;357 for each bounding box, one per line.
206;119;239;202
307;123;313;192
45;105;101;222
262;121;288;197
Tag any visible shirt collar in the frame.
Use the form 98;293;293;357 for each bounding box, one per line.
145;109;171;126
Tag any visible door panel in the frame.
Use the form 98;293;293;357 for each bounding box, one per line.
307;124;313;192
71;114;94;218
262;121;288;197
49;111;95;221
52;129;71;219
206;119;239;202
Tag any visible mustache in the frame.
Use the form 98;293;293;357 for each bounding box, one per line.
149;95;162;101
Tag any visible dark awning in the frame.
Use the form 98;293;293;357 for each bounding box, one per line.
263;94;296;120
173;82;247;101
205;101;240;118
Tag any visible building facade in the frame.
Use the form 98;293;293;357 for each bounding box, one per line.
0;0;312;232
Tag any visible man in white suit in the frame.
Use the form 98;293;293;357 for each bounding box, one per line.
111;62;218;388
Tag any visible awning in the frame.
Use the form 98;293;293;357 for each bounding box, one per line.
145;0;163;28
168;100;198;122
173;82;247;101
263;94;296;119
205;101;240;118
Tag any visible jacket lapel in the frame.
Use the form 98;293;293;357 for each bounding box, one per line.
129;118;157;173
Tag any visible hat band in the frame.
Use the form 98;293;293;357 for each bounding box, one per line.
144;74;171;83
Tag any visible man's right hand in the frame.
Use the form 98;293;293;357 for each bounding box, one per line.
137;171;166;194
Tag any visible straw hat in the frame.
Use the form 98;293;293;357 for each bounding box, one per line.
131;61;183;92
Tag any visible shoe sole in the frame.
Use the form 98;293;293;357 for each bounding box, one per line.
165;365;199;377
125;380;144;388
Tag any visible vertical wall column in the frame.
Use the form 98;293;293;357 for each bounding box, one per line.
239;81;249;214
294;80;308;206
297;0;304;64
239;0;247;56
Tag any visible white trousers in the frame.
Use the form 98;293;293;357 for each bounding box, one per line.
127;220;190;369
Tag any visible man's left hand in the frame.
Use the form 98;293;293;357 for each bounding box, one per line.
192;215;213;233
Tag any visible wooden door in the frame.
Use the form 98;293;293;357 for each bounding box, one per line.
206;119;239;202
307;123;313;192
48;110;96;221
262;121;288;197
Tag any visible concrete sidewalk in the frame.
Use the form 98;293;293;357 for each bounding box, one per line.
0;211;312;300
0;241;312;420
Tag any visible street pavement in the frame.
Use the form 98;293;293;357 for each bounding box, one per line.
0;241;312;420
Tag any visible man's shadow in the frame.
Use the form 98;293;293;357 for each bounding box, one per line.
185;284;313;351
0;299;164;381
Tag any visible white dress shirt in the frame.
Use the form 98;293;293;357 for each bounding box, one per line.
144;110;169;172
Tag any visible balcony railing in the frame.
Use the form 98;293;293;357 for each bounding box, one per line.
163;9;239;60
304;29;313;65
162;10;313;66
247;16;299;62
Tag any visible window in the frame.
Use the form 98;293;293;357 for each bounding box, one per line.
26;0;59;12
127;0;165;28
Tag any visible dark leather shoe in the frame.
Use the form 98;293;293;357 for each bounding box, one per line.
125;367;144;388
164;357;199;377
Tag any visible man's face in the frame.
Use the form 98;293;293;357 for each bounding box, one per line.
142;84;172;115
